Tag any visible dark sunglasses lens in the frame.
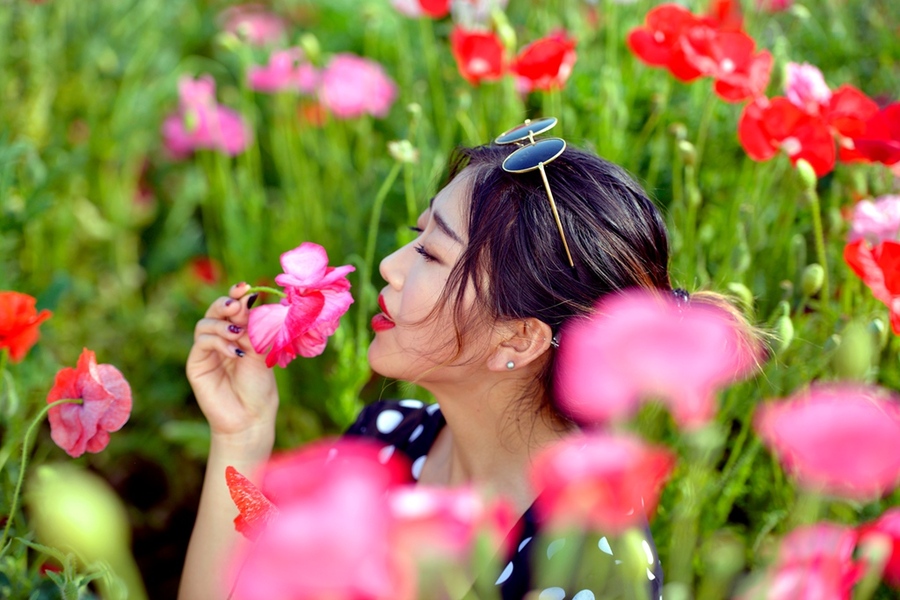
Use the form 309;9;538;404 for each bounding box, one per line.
494;117;558;145
502;138;566;173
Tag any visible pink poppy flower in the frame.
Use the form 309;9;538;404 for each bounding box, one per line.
859;508;900;588
555;289;759;429
248;242;355;367
755;384;900;500
784;62;832;114
318;54;397;119
220;4;286;46
847;195;900;245
529;432;675;534
161;75;252;159
248;47;320;94
46;348;132;458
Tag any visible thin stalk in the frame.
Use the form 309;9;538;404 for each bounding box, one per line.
420;18;450;147
805;186;830;310
0;348;8;404
694;90;717;166
245;285;286;299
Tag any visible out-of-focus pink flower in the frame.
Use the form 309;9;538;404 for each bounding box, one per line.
220;4;286;46
530;432;675;534
318;54;397;119
248;47;319;94
391;0;450;18
556;289;759;428
248;242;355;367
859;508;900;588
848;195;900;245
785;62;832;114
755;384;900;500
755;0;793;11
230;439;414;600
511;31;577;93
161;75;252;159
46;348;132;458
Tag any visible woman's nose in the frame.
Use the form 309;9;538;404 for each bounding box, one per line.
378;244;408;290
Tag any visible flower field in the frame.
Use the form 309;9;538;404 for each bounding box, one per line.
2;0;900;598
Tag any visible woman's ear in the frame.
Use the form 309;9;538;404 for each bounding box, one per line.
486;317;554;372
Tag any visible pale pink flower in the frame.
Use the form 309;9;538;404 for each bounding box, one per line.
161;75;252;158
46;348;132;458
555;289;759;428
784;62;832;114
319;54;397;119
847;195;900;245
529;432;675;534
859;508;900;588
451;0;509;28
220;4;286;46
248;242;355;367
755;384;900;500
248;47;320;94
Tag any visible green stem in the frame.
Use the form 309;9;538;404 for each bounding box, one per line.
694;90;717;166
0;398;83;551
806;187;830;310
245;285;287;299
0;347;8;405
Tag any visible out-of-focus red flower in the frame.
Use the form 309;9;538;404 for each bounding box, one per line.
450;27;507;85
825;85;880;161
530;432;675;534
248;242;355;367
248;47;319;94
511;31;577;93
844;239;900;333
46;348;132;458
859;508;900;588
851;102;900;165
706;0;743;31
392;0;450;18
220;4;286;46
318;54;397;119
189;256;223;286
0;291;51;363
755;384;900;500
679;26;771;102
555;289;759;429
627;4;704;82
225;466;279;540
847;195;900;246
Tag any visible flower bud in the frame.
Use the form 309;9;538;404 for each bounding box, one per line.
668;123;687;141
832;321;873;380
677;140;697;166
216;31;242;52
773;301;794;354
801;263;825;297
795;159;817;190
299;33;321;65
869;318;888;351
726;282;754;315
388;140;419;164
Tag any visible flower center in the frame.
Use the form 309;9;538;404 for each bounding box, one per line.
781;137;802;157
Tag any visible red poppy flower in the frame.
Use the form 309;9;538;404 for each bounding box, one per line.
226;466;279;541
450;27;507;85
46;348;132;458
188;256;222;286
511;31;577;93
705;0;743;31
627;4;704;82
851;102;900;165
0;291;51;363
859;508;900;588
844;239;900;333
738;97;835;176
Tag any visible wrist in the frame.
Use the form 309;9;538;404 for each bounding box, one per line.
209;426;275;465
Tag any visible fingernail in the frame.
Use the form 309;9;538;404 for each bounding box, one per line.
234;348;245;357
228;324;242;334
247;293;259;309
225;298;235;307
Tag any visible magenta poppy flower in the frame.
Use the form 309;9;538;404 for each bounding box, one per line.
248;242;355;367
848;195;900;245
318;54;397;119
46;348;132;458
755;384;900;500
529;432;675;534
859;508;900;588
248;48;319;94
555;289;759;429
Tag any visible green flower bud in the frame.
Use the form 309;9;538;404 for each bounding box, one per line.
668;123;688;141
773;301;794;354
677;140;697;166
795;159;817;190
801;263;825;297
869;318;888;351
833;321;873;380
216;31;242;52
387;140;419;164
299;33;321;65
726;282;754;315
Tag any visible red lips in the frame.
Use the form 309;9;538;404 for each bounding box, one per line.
377;294;393;319
372;294;396;332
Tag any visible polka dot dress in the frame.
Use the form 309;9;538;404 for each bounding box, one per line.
344;400;664;600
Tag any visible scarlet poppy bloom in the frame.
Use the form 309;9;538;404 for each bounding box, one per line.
851;102;900;165
248;242;355;367
0;291;51;363
678;27;771;102
450;27;507;85
858;508;900;588
46;348;132;458
188;256;223;286
225;466;278;541
844;239;900;333
530;432;675;534
627;4;704;82
755;384;900;500
511;31;577;93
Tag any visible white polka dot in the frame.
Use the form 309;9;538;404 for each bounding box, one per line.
642;539;654;565
518;536;533;552
495;561;514;585
378;445;395;464
547;538;566;559
538;587;566;600
426;403;441;415
572;591;595;600
399;399;424;408
647;567;656;581
598;537;613;555
411;455;427;480
409;424;424;443
376;409;404;434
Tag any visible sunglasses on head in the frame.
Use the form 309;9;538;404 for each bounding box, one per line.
495;117;574;269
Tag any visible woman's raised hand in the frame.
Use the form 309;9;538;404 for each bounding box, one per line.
187;282;279;442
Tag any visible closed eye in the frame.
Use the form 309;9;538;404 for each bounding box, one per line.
414;244;437;262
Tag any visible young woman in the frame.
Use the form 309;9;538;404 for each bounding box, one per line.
179;120;679;600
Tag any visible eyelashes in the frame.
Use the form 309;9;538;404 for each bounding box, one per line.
414;244;436;262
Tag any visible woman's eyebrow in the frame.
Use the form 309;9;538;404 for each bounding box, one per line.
428;197;463;244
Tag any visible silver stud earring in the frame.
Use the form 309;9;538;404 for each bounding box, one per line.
506;361;515;370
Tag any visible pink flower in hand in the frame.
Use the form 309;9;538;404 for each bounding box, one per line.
848;195;900;245
755;384;900;500
555;289;759;429
249;242;355;367
248;48;320;94
319;54;397;119
46;348;132;458
530;432;675;534
859;508;900;588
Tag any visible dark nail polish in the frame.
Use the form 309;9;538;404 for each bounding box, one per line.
234;348;245;357
225;298;235;307
247;293;260;309
228;324;242;334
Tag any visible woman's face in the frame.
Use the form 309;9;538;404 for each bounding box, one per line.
368;169;490;383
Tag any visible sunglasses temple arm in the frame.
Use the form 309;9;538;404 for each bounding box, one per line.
537;162;575;269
